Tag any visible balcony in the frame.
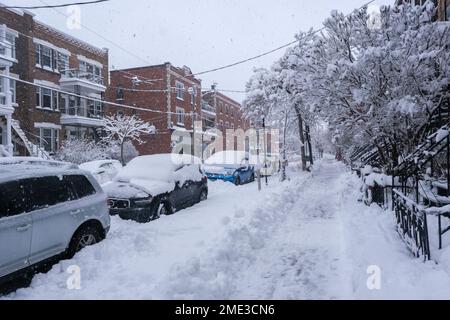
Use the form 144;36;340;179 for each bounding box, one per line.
59;69;106;92
0;41;16;66
201;102;216;118
60;106;104;127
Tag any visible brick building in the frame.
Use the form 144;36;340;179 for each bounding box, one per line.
0;6;108;157
202;86;250;151
106;63;202;155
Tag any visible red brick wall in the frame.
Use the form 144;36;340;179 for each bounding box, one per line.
105;63;202;155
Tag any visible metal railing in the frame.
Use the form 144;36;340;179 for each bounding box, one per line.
61;106;103;119
201;103;216;114
61;68;104;85
393;189;431;260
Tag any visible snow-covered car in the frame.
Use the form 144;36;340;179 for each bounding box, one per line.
79;159;122;185
0;156;76;168
103;154;208;223
0;162;110;286
204;151;255;185
248;154;280;177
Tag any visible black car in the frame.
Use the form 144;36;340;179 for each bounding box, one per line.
103;154;208;223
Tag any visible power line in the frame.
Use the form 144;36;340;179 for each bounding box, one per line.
192;0;375;76
3;0;110;9
37;0;151;65
2;74;192;116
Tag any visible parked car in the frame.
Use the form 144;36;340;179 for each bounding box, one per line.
80;159;122;185
204;151;255;185
0;156;76;168
251;154;280;177
0;161;110;286
103;154;208;223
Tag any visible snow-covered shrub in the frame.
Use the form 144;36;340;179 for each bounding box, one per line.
55;138;109;164
55;139;139;165
105;140;139;164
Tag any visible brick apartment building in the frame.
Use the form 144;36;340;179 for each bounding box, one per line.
106;63;202;155
395;0;450;20
202;87;250;150
106;64;250;156
0;6;108;157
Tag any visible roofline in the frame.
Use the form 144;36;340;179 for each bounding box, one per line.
35;20;108;56
111;63;168;73
215;91;242;107
0;2;35;17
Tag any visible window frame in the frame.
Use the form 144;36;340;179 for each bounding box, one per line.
176;107;185;126
39;127;59;153
176;81;184;101
36;86;59;111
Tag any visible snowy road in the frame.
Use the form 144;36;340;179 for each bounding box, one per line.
6;157;450;299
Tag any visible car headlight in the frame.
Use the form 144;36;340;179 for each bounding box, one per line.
133;197;153;207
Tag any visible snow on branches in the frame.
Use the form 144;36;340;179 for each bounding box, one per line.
243;1;449;168
103;114;156;165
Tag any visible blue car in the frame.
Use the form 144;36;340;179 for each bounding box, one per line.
204;151;255;185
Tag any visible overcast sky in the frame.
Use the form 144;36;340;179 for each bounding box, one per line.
5;0;393;101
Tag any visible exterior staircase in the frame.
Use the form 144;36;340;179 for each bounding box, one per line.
11;119;52;160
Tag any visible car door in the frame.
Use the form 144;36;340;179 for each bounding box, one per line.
0;179;33;278
28;176;79;265
171;165;195;209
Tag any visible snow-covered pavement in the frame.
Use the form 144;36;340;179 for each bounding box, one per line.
6;157;450;299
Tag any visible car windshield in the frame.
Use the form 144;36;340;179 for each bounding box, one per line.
205;151;248;166
117;154;201;182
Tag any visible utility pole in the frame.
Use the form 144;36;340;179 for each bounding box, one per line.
296;106;307;171
263;116;268;186
306;125;313;166
256;125;262;191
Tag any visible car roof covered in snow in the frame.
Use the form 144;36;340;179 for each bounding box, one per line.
117;154;201;182
0;158;82;182
79;159;122;172
205;151;249;166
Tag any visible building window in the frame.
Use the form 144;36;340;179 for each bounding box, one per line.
5;32;15;59
10;79;15;104
0;79;5;105
219;102;223;113
446;0;450;21
176;107;185;126
79;61;103;84
42;46;52;68
116;86;124;100
176;81;184;100
57;52;69;75
39;127;59;153
36;87;59;111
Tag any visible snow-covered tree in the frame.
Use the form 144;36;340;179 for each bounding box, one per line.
103;114;155;165
244;1;449;170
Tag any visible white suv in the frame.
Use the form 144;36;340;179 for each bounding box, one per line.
0;161;110;284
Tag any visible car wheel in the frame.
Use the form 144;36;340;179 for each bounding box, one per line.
198;189;208;202
66;225;101;259
159;200;174;215
234;176;241;186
